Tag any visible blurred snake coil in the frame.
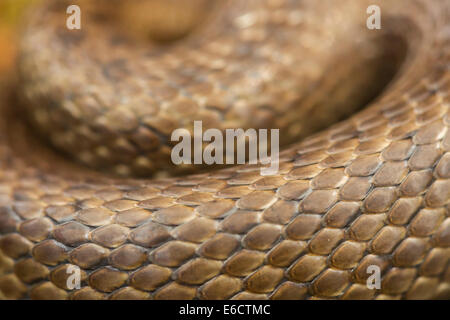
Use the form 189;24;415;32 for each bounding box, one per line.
0;0;449;300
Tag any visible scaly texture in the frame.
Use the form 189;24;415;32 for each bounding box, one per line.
0;0;449;300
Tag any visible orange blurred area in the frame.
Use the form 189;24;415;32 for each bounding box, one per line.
0;0;36;72
0;26;16;72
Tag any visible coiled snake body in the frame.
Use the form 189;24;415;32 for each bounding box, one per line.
0;0;449;300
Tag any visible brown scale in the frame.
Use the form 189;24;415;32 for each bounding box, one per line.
0;0;449;300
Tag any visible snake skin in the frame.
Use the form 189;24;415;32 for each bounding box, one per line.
0;0;449;300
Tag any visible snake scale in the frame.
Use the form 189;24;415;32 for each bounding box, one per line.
0;0;449;300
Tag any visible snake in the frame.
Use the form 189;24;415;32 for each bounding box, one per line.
0;0;449;300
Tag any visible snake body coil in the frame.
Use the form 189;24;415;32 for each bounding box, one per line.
0;0;449;300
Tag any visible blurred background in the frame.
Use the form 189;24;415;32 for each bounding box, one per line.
0;0;36;72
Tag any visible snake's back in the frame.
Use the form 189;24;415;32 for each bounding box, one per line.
0;0;449;300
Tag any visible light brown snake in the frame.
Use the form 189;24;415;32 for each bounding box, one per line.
0;0;449;300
